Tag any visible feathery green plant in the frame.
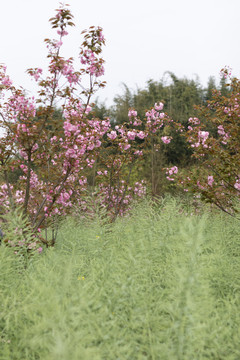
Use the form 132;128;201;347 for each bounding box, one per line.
1;207;42;269
0;198;240;359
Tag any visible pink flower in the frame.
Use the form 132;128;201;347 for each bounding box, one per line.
57;30;68;36
137;131;146;139
79;177;87;185
154;102;164;111
128;109;137;117
218;125;225;136
63;122;78;133
165;166;178;181
107;131;117;140
168;166;178;175
124;143;131;151
32;143;39;152
21;124;27;132
127;131;136;140
198;131;209;142
134;150;143;156
234;181;240;191
161;136;171;144
87;143;95;150
98;30;105;42
188;117;200;125
197;181;205;190
85;105;92;114
56;41;63;48
1;76;12;87
95;140;101;147
133;119;142;126
208;175;214;187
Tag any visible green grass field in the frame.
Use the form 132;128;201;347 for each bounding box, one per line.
1;197;240;359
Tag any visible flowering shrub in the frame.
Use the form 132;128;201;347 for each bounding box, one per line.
0;4;110;245
93;100;182;212
165;68;240;217
0;4;188;248
0;4;170;245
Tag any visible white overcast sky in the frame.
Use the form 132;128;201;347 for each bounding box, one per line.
1;0;240;106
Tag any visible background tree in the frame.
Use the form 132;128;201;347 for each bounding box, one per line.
204;76;217;102
166;69;240;217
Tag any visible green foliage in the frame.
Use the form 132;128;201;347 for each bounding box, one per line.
162;72;203;125
111;84;134;124
1;207;42;268
1;198;240;359
204;76;217;102
92;98;111;120
111;73;203;126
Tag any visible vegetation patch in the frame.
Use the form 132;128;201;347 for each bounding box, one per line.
1;198;240;359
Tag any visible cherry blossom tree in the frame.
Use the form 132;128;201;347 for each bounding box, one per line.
165;68;240;217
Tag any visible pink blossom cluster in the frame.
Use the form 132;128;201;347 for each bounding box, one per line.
0;168;88;220
165;166;178;181
161;136;172;144
0;65;13;89
234;178;240;191
80;49;104;77
207;175;214;187
98;30;105;43
107;125;147;152
128;109;142;126
5;94;36;124
196;181;205;190
220;66;232;79
0;184;12;209
62;116;110;165
217;125;230;144
45;57;80;88
145;107;165;133
107;130;117;140
57;29;68;37
133;180;146;196
28;68;43;82
189;130;209;149
198;131;209;147
61;61;79;84
188;117;200;125
154;102;164;111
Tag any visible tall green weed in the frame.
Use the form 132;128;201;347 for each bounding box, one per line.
0;198;240;359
